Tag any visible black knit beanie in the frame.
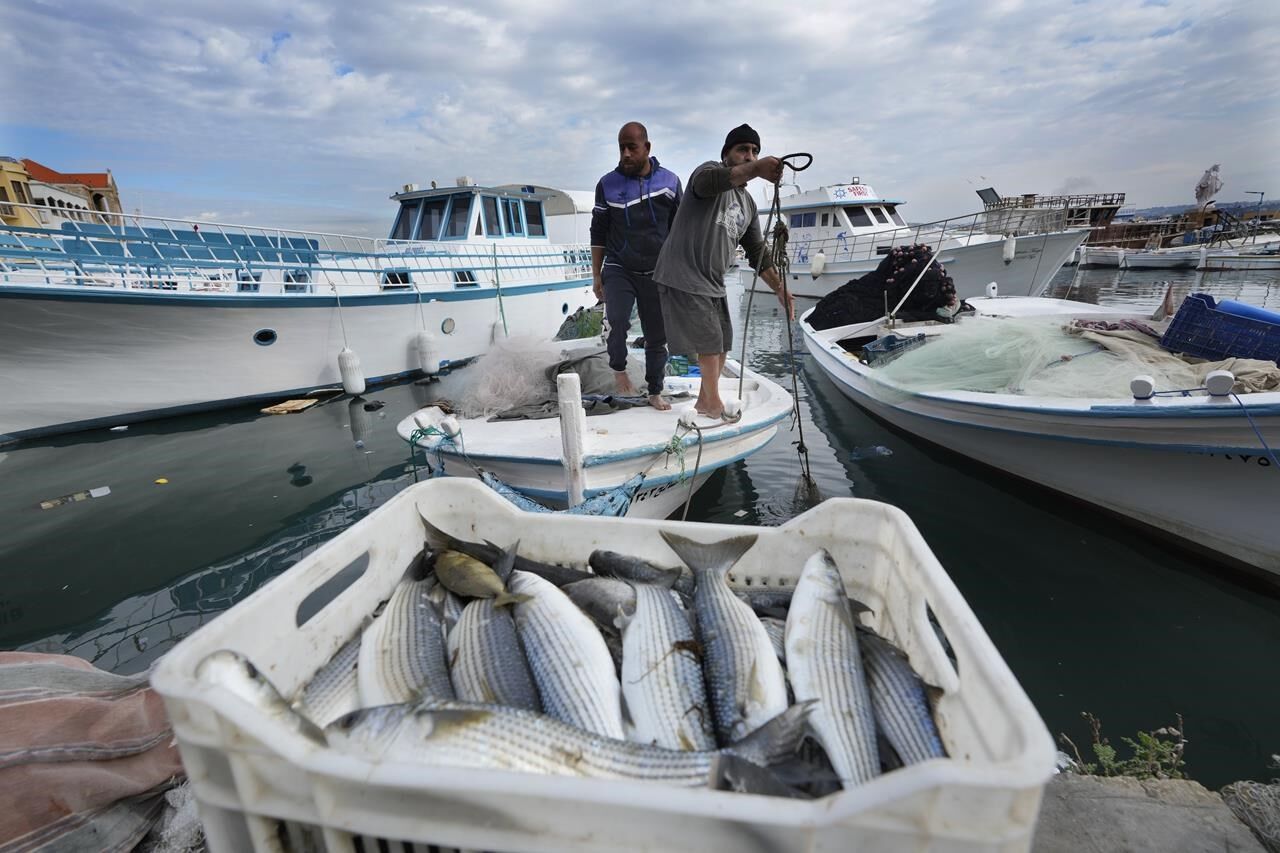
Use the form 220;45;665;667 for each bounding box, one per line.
721;123;761;159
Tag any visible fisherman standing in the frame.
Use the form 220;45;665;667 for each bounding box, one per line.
653;123;794;419
590;122;683;410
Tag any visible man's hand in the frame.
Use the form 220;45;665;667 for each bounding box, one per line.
592;275;604;302
754;156;784;184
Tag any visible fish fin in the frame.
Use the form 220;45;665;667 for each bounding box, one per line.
651;567;683;590
846;595;874;617
413;706;493;737
613;603;632;633
709;753;814;798
491;540;518;584
678;729;697;752
420;512;460;553
404;549;432;582
725;701;817;767
492;591;533;608
925;683;946;707
741;657;770;721
660;531;758;577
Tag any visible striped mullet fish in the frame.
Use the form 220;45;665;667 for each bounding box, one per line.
293;627;363;727
859;629;947;764
357;554;454;707
326;699;813;785
660;531;788;746
619;583;716;751
785;549;879;786
509;569;624;739
448;542;541;712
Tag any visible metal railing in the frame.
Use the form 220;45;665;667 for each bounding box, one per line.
0;202;591;294
783;207;1075;267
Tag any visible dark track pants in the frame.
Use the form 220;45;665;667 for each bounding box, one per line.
602;265;668;396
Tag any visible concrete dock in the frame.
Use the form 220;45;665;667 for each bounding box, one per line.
1033;774;1269;852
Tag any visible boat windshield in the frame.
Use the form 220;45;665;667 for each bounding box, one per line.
845;206;874;228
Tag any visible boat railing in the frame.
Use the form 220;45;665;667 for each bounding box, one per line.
0;202;592;294
784;207;1073;266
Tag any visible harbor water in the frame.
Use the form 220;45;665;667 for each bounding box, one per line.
0;264;1277;789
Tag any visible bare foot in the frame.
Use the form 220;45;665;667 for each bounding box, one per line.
614;371;637;396
694;403;724;419
648;394;671;411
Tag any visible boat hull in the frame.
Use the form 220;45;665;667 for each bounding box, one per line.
753;230;1087;300
0;282;594;442
802;318;1280;576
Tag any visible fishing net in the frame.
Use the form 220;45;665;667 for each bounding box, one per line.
875;317;1207;398
1221;780;1280;852
808;244;958;331
454;336;566;418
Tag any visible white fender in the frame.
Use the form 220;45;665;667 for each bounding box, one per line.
415;331;440;375
1002;235;1016;264
338;347;365;395
810;250;827;279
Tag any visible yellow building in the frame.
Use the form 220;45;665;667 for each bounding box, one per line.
0;157;123;229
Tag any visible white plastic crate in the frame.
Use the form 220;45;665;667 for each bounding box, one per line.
152;478;1054;853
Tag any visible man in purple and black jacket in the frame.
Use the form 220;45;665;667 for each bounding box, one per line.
590;122;683;409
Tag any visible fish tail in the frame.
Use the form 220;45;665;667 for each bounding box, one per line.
724;700;815;768
660;531;757;578
492;540;519;583
492;591;533;608
420;512;459;554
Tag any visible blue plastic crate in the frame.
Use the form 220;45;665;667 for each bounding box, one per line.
862;333;928;366
1160;293;1280;364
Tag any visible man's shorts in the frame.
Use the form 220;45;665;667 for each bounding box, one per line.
657;285;733;357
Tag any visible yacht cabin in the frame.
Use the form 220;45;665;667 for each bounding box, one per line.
388;181;551;243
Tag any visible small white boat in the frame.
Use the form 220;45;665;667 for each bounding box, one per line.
1119;247;1201;270
397;355;794;519
801;296;1280;576
1199;249;1280;271
1079;246;1125;267
0;183;595;442
750;181;1088;300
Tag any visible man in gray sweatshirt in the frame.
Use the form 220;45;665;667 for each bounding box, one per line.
652;124;794;419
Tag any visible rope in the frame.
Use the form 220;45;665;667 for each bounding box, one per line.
736;152;815;485
493;242;509;336
332;282;351;348
681;425;706;521
1232;393;1280;470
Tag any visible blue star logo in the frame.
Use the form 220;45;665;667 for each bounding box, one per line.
834;188;846;199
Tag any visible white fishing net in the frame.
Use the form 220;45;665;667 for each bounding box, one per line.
874;317;1204;399
1221;780;1280;852
454;336;566;418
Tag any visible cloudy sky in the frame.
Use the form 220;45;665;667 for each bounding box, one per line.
3;0;1277;236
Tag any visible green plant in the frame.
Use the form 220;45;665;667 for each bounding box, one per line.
1059;712;1187;780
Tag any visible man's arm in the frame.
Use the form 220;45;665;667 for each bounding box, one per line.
690;157;784;198
591;246;605;301
589;180;608;301
741;218;794;321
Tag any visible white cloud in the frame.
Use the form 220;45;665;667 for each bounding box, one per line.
1;0;1275;235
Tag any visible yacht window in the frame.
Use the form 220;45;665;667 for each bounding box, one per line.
0;187;11;216
284;269;312;293
789;212;817;228
416;198;448;240
12;182;31;205
845;206;873;227
523;200;545;237
821;213;829;226
871;207;889;224
453;270;477;287
884;204;906;226
443;194;472;239
381;270;412;289
391;201;419;241
503;198;523;236
236;270;261;293
482;196;501;236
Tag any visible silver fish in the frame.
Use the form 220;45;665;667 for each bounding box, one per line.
619;583;716;751
427;580;466;635
421;513;592;587
660;531;787;746
509;569;624;739
196;649;325;744
784;549;879;786
358;556;454;707
563;576;635;633
448;598;541;712
293;628;362;727
326;699;813;785
589;550;693;598
859;629;947;764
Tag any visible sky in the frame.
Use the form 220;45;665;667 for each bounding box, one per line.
2;0;1277;237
